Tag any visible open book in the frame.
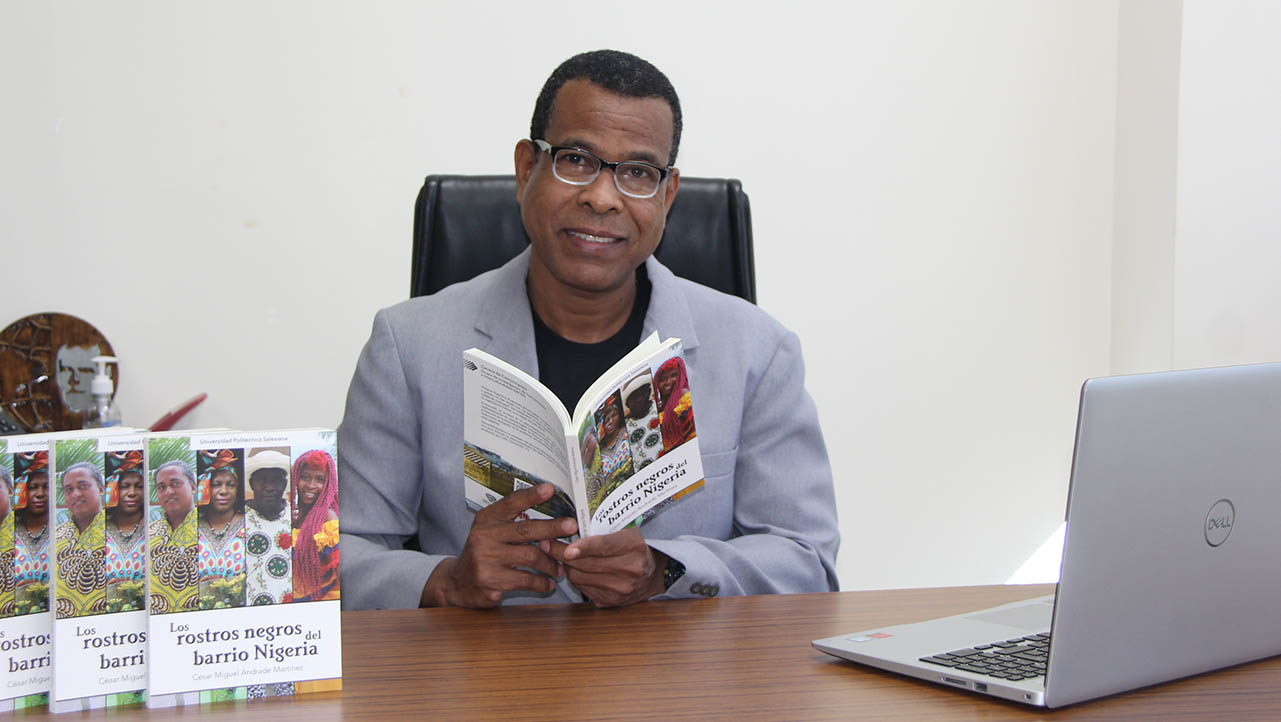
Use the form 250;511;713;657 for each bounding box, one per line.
463;333;705;537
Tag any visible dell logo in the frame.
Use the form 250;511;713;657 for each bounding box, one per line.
1204;499;1235;547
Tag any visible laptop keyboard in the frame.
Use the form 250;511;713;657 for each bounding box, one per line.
919;633;1050;681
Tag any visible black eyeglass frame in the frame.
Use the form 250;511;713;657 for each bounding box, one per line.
532;139;673;199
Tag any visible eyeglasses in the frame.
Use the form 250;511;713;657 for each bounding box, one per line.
533;139;671;199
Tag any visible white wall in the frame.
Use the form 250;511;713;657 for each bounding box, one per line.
1015;0;1281;587
1173;1;1281;370
1111;0;1181;375
1;1;1125;591
1109;0;1281;377
1110;0;1281;377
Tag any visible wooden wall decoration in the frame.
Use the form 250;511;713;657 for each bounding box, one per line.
0;313;117;433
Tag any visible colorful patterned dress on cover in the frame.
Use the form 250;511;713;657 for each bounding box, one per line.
54;509;107;617
148;510;198;613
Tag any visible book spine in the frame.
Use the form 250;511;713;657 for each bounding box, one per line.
565;433;590;537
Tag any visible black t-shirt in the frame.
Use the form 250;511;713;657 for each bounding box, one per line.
532;267;652;412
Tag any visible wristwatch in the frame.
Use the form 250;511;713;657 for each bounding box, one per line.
662;555;686;590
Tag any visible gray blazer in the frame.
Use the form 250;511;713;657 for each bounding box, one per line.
338;249;839;608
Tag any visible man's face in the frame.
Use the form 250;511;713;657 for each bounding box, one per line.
0;482;10;521
625;384;653;420
55;344;101;413
62;468;102;523
156;467;194;520
250;474;287;504
515;79;680;299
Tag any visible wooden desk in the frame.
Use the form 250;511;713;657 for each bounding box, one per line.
54;584;1281;720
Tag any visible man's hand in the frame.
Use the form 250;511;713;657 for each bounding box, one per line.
551;527;667;608
420;483;577;609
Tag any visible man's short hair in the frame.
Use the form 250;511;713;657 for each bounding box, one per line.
0;464;10;492
156;460;196;488
63;461;104;490
531;49;682;166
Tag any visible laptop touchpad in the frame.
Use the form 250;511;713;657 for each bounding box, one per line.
965;600;1053;631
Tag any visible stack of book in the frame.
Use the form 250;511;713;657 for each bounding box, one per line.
0;428;342;713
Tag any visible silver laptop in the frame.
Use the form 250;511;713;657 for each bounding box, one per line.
814;362;1281;707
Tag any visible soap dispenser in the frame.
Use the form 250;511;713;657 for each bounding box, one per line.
84;355;123;428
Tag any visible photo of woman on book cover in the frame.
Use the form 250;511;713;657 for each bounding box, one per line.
243;448;291;606
13;452;49;616
196;449;246;609
621;372;663;472
148;451;199;614
592;392;634;507
654;355;697;455
104;451;146;612
54;450;108;618
291;449;339;602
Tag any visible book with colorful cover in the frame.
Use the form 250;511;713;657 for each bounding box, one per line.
0;434;50;713
145;429;341;708
48;433;148;712
0;429;132;713
463;332;705;538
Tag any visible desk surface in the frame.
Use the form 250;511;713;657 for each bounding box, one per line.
51;584;1281;720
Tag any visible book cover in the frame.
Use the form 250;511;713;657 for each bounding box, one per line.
48;433;147;712
146;429;341;708
0;435;54;712
463;334;705;538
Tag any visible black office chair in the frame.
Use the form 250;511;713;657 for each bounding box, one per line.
411;175;756;303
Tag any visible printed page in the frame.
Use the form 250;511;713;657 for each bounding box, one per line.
570;339;706;535
463;349;579;524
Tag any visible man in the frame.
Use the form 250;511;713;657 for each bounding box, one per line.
153;461;196;531
55;462;107;616
244;451;291;605
57;462;104;536
148;460;199;613
620;374;662;471
340;50;838;609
